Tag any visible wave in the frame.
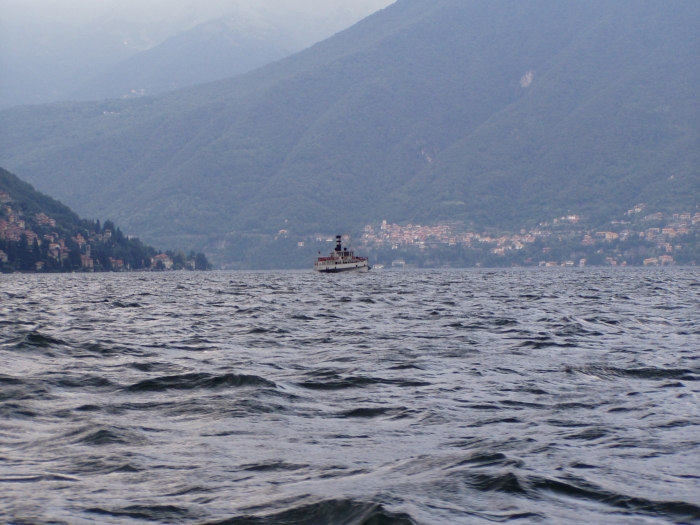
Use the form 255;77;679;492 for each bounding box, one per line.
248;327;290;334
111;301;142;308
446;467;700;522
126;373;276;392
0;374;25;386
0;374;51;402
15;331;66;349
465;471;527;494
298;377;430;390
205;500;416;525
64;425;148;447
447;453;515;471
52;375;114;389
87;504;195;521
0;474;79;483
340;407;412;419
297;370;429;390
531;476;700;522
568;366;699;381
241;461;309;472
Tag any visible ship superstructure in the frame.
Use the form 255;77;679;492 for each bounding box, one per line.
314;236;370;273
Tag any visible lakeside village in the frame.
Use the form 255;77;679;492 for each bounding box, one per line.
0;192;210;273
350;205;700;268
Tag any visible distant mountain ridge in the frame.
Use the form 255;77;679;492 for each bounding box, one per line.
69;17;296;101
0;0;698;267
0;0;393;108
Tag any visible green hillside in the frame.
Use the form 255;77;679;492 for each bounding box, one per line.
0;167;210;272
0;166;81;228
0;0;698;266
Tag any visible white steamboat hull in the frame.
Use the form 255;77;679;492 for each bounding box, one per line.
314;261;370;273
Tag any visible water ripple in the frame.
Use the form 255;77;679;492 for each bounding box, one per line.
1;268;699;524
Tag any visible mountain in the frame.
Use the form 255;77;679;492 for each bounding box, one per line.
0;0;393;108
0;166;81;229
0;0;698;267
69;18;296;101
0;167;209;272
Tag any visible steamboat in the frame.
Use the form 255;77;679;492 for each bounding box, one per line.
314;236;371;273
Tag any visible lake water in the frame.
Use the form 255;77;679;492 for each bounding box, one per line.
1;269;699;525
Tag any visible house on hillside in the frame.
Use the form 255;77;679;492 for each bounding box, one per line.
152;253;173;270
109;258;125;270
35;213;56;227
596;232;619;241
73;233;86;247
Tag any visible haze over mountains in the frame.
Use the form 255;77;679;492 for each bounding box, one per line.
0;0;698;267
0;0;393;107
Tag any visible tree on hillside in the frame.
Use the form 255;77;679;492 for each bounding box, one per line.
195;252;211;270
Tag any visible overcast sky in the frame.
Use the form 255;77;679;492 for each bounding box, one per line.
0;0;395;107
0;0;395;28
0;0;395;56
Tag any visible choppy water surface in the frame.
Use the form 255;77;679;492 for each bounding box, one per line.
1;269;699;525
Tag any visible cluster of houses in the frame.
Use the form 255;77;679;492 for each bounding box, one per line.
360;217;571;252
358;206;700;266
0;196;42;266
0;197;176;271
0;203;41;245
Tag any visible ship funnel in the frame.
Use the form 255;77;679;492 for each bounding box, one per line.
335;235;342;252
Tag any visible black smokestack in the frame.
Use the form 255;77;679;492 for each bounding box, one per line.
335;235;342;252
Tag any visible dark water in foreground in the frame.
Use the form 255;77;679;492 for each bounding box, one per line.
1;269;699;525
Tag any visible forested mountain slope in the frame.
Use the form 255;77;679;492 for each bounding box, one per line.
0;167;162;272
0;0;697;257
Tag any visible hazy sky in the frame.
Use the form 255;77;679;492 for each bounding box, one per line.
0;0;395;29
0;0;395;58
0;0;395;107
